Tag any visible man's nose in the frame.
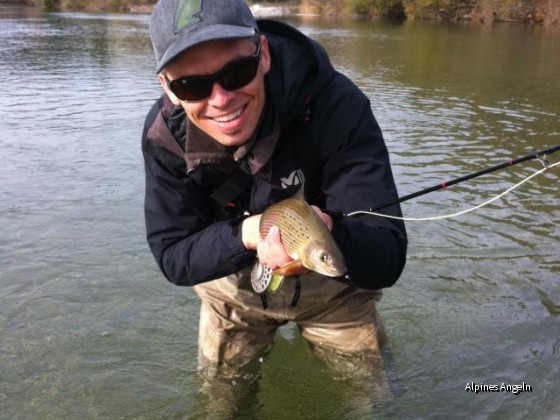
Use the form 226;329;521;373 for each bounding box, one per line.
207;82;235;107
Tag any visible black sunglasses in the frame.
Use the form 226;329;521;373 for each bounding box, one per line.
166;39;261;102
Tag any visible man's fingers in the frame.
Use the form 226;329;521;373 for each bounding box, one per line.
257;225;293;269
310;205;333;231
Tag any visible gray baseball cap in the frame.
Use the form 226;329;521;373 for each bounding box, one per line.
150;0;258;73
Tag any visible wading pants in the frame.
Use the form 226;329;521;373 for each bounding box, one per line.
193;267;387;375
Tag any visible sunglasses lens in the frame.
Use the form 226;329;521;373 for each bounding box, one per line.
170;78;213;102
219;57;259;91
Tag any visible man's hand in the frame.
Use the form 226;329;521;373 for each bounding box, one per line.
241;214;293;269
241;207;333;269
256;225;293;269
311;205;333;231
241;214;261;250
242;215;292;269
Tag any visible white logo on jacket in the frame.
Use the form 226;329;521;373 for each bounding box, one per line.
280;169;305;189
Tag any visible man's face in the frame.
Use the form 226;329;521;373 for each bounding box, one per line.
159;36;271;148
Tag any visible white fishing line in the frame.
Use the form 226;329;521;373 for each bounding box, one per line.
346;161;559;222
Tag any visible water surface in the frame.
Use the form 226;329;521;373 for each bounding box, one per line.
1;7;559;419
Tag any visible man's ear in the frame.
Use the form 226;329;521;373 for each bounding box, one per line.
259;34;271;75
157;72;182;106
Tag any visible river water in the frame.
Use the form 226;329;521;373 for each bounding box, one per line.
1;5;559;419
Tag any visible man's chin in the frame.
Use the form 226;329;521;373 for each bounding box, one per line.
214;132;250;147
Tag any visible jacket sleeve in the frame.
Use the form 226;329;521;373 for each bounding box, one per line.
313;74;408;290
142;104;256;286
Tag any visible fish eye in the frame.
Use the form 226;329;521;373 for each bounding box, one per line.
320;253;329;263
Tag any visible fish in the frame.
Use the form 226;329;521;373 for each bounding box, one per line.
259;196;347;278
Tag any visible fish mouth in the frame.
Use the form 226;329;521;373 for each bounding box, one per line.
315;265;347;278
330;267;347;278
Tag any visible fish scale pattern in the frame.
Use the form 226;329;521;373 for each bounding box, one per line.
259;198;325;256
258;197;346;277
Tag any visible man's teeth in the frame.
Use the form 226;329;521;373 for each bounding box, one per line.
213;107;243;122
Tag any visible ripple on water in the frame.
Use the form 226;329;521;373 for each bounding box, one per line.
1;11;560;419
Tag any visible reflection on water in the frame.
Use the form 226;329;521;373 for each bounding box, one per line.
1;7;559;419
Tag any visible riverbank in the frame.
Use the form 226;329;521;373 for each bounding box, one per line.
3;0;558;26
0;0;35;5
301;0;558;25
114;2;300;16
0;1;300;17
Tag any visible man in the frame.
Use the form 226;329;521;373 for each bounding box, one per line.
144;0;407;377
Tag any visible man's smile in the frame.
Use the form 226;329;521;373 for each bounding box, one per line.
210;105;246;123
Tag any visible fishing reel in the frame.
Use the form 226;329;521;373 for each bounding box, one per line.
250;259;285;294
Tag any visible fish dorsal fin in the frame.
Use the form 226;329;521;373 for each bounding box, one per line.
292;185;305;201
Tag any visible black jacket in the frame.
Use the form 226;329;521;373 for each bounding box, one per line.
142;20;407;290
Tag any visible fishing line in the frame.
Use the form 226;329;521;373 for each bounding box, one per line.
366;144;560;211
346;160;559;222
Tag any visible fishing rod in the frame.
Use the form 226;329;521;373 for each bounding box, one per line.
370;144;560;212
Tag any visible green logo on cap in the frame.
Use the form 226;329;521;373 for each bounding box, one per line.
175;0;202;33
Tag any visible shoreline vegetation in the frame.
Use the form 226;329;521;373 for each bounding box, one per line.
2;0;558;26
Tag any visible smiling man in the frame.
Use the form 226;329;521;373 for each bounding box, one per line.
159;36;268;146
143;0;407;380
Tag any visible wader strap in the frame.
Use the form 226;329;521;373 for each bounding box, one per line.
290;277;301;307
259;277;300;310
260;293;268;310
